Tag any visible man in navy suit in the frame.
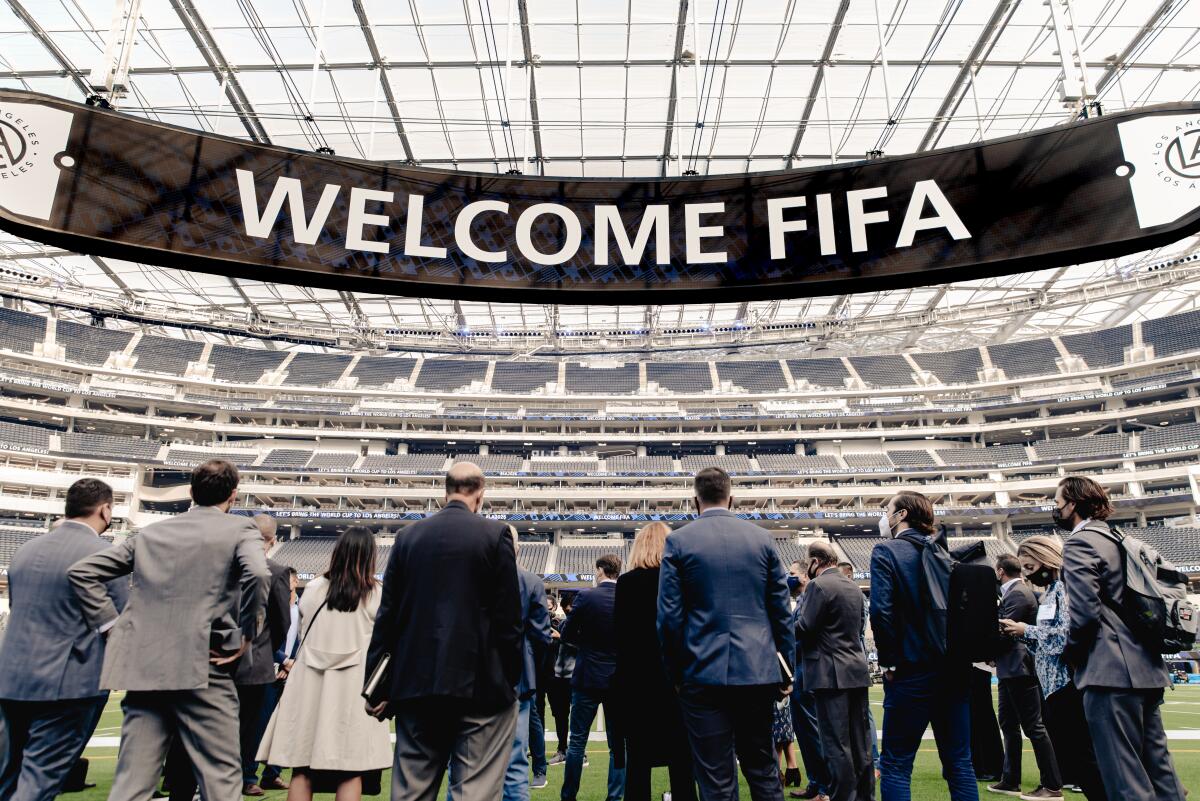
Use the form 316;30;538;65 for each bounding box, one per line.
869;490;977;801
0;478;129;801
559;553;624;801
658;467;794;801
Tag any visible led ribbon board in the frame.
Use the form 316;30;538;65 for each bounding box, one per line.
0;88;1198;303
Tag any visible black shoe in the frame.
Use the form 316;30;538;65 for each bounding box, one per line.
789;784;820;800
784;768;802;787
988;782;1022;797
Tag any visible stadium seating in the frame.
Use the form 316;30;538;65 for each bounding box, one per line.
132;335;205;376
455;454;523;473
59;431;160;461
164;447;260;467
0;529;40;568
912;348;983;384
889;449;937;467
349;356;416;387
936;444;1031;467
565;363;639;394
415;359;487;392
492;361;558;393
359;454;447;474
1060;326;1131;368
283;353;353;386
715;361;787;392
556;544;623;574
1143;309;1200;358
604;455;675;474
756;454;845;473
1111;369;1193;391
680;454;754;474
0;420;53;453
842;453;893;470
259;449;314;469
849;355;914;387
1033;432;1130;461
835;536;879;570
1139;421;1200;452
307;452;360;470
786;358;850;388
209;345;287;383
528;459;598;474
56;321;133;366
0;308;45;353
517;541;550;573
1121;526;1200;567
272;538;336;575
987;338;1062;379
773;539;808;565
646;362;714;393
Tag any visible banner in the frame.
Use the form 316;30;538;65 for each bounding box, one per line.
0;88;1198;302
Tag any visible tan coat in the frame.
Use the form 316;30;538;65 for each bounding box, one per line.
256;577;391;771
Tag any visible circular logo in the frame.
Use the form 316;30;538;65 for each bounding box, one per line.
1164;128;1200;180
0;118;28;170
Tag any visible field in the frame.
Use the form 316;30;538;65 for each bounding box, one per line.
73;685;1200;799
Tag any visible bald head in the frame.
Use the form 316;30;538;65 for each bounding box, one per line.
253;513;277;552
807;540;837;569
446;462;486;511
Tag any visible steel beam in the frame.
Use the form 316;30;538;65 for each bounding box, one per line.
786;0;852;168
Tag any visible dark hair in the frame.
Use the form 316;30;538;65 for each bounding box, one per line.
324;526;377;612
446;470;485;496
191;459;240;507
838;561;853;571
892;490;935;535
1058;476;1113;521
694;467;731;506
65;478;113;519
996;554;1022;578
595;553;622;578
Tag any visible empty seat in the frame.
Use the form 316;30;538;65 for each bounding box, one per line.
415;360;488;392
604;455;675;474
517;541;550;573
756;454;845;473
0;420;54;453
359;454;448;474
0;308;46;353
57;321;133;366
987;339;1062;379
1060;326;1131;368
260;449;313;468
888;449;936;467
209;346;287;383
936;444;1030;467
647;363;713;393
350;356;416;387
912;348;982;384
132;335;205;376
1143;309;1200;358
492;362;558;393
1034;432;1129;462
787;358;849;388
849;355;914;387
60;432;159;461
679;454;754;474
283;353;353;386
715;361;787;392
842;453;893;470
454;454;522;473
307;452;360;470
565;364;639;394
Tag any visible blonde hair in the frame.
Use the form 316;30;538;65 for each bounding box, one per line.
1017;535;1064;572
628;522;672;570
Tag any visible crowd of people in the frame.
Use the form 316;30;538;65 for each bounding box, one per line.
0;460;1189;801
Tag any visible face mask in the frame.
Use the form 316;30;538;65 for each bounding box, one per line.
786;575;801;592
98;506;112;535
807;560;821;580
1027;567;1055;587
1051;502;1073;532
878;513;892;539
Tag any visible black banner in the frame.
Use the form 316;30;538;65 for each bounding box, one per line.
0;88;1198;302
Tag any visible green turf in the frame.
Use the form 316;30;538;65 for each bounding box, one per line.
74;685;1200;799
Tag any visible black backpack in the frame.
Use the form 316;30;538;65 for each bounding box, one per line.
1087;524;1198;654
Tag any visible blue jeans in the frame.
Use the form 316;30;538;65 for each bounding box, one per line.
868;705;880;770
880;669;978;801
503;698;533;801
790;667;830;795
559;689;624;801
529;695;547;777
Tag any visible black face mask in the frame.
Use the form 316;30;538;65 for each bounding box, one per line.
1050;503;1074;532
806;560;820;580
1027;567;1055;587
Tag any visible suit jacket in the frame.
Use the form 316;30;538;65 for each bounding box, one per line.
1063;520;1169;690
797;567;870;691
657;508;794;687
870;530;939;671
68;505;270;692
517;568;552;699
235;558;293;686
995;579;1037;680
365;501;522;713
0;521;129;701
562;580;618;691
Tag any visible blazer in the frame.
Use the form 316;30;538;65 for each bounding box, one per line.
870;530;939;671
995;579;1037;680
657;508;794;688
68;505;270;692
236;558;294;686
0;521;129;701
517;568;553;699
1063;521;1169;690
365;501;522;713
796;567;871;691
562;580;618;691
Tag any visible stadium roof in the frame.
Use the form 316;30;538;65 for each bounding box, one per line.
0;0;1199;356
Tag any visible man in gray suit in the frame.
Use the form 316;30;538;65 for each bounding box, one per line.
796;541;873;801
0;478;129;801
990;554;1061;798
658;467;794;801
69;459;271;801
1059;476;1185;801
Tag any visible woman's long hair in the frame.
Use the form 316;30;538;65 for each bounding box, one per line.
627;522;671;570
323;525;377;612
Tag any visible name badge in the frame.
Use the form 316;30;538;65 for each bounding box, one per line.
1037;602;1056;623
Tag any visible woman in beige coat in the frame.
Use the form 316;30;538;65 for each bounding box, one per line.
257;526;391;800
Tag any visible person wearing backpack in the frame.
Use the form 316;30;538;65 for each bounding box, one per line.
869;491;978;801
1057;476;1186;801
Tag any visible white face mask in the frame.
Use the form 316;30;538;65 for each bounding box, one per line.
878;513;893;539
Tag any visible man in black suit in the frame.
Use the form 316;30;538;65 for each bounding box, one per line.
797;542;873;801
559;553;624;801
990;554;1062;799
365;462;523;801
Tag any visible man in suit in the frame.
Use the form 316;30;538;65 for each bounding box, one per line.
869;490;977;801
68;459;270;801
365;462;523;801
559;553;624;801
1059;476;1185;801
787;560;830;800
797;542;873;801
990;554;1062;798
0;478;129;801
658;467;794;801
236;514;292;796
